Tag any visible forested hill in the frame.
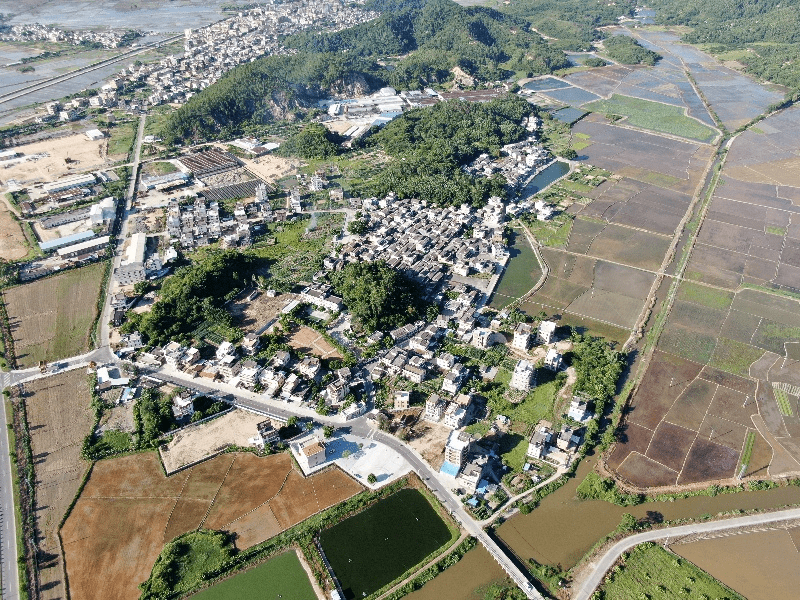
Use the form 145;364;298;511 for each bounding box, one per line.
647;0;800;92
160;0;571;144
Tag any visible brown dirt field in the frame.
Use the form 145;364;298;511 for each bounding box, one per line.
83;453;188;498
269;470;321;529
646;421;696;472
699;365;756;396
627;351;704;430
204;453;293;529
62;497;176;600
180;454;236;500
535;277;589;307
697;414;748;452
718;309;763;346
616;452;678;487
586;224;670;270
287;325;342;359
4;262;105;368
62;452;363;600
0;200;29;260
24;370;94;600
163;498;208;543
668;300;728;338
607;422;654;471
228;503;283;549
1;134;107;187
408;421;450;470
677;437;739;484
664;378;717;431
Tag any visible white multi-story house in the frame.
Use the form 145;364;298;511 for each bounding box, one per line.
512;322;532;350
510;359;536;392
538;320;557;345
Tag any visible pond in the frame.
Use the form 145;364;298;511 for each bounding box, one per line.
520;161;570;196
405;545;508;600
489;229;542;309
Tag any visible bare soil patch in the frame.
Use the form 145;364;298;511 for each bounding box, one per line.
0;200;29;260
287;325;342;359
607;421;653;471
62;452;362;600
4;262;105;367
160;410;266;473
408;421;450;471
664;378;717;431
23;370;94;600
0;134;107;188
229;292;296;332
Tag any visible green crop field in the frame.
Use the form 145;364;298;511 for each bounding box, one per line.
584;94;717;143
738;431;756;473
600;542;745;600
107;120;138;156
320;489;454;599
709;337;765;378
192;551;316;600
774;388;794;417
677;282;734;311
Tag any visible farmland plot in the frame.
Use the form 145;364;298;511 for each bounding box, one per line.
61;452;362;600
23;370;94;600
4;262;105;367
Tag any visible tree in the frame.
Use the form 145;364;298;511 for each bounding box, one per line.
367;473;377;484
278;123;342;159
287;415;298;427
347;218;367;235
323;425;334;438
305;420;315;431
330;260;425;333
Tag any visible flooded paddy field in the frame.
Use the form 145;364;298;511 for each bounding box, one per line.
489;229;542;310
498;454;800;570
2;0;235;33
672;527;800;600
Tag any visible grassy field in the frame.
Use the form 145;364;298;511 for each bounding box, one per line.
774;388;793;417
107;120;138;156
524;214;574;248
4;262;105;368
192;551;316;600
599;542;745;600
499;433;529;471
677;282;734;311
709;337;765;378
584;94;717;143
320;489;454;599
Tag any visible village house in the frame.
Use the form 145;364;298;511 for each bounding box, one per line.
510;359;536;392
424;394;446;422
544;348;563;371
538;320;557;345
512;322;532;350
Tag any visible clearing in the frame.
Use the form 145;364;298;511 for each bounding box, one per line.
4;262;105;367
0;199;30;260
0;133;107;188
159;409;266;474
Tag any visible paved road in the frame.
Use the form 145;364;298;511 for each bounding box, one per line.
574;507;800;600
0;397;18;600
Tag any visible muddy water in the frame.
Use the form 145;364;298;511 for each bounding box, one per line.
405;546;507;600
497;454;800;569
673;528;800;600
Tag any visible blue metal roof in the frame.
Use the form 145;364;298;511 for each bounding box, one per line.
39;230;95;251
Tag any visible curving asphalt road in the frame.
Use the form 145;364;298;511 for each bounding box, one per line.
574;507;800;600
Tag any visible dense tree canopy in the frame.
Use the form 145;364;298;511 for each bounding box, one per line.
127;251;255;345
329;261;425;333
570;334;625;403
602;35;661;66
277;123;341;159
361;94;534;206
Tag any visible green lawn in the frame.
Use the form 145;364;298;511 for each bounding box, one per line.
499;433;529;471
774;388;793;417
320;489;455;599
599;542;745;600
107;120;138;156
766;225;786;236
584;94;718;143
523;214;574;248
501;370;560;426
192;551;316;600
